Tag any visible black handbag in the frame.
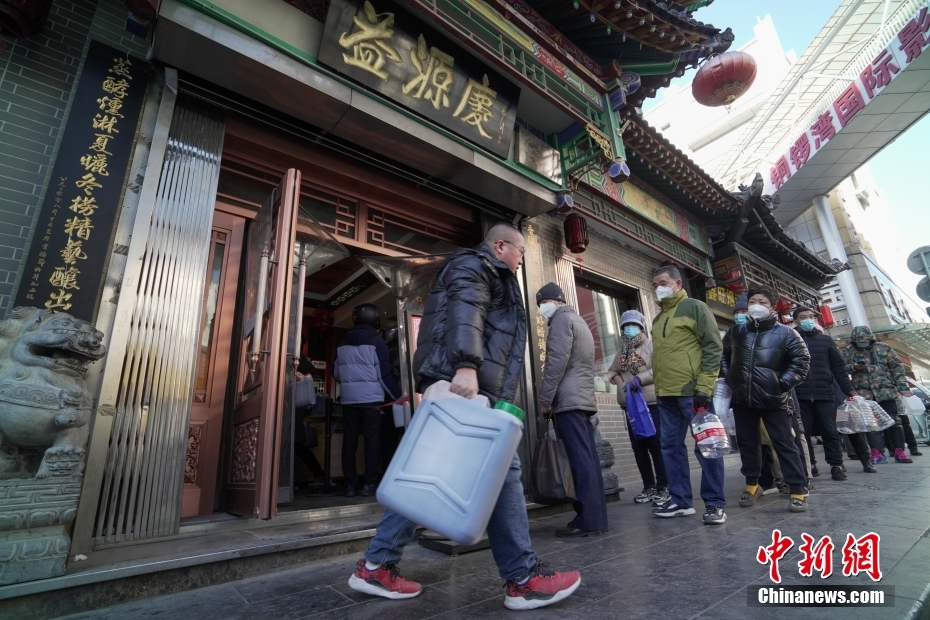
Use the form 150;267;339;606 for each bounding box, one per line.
528;419;576;504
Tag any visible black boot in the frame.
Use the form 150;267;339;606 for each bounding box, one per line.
861;458;877;473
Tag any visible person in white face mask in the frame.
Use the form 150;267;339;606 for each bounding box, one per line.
722;287;812;513
535;282;608;537
649;265;726;524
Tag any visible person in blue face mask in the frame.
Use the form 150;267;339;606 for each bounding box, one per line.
608;310;669;506
792;307;870;476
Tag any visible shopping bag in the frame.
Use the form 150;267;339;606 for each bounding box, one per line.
529;420;576;504
837;397;895;434
625;377;656;439
294;377;316;408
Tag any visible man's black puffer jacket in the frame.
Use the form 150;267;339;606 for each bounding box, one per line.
722;313;811;409
412;243;526;404
794;329;854;401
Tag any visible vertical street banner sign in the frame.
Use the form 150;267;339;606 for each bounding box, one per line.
15;40;149;322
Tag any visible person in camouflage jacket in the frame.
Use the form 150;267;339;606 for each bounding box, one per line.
841;326;915;463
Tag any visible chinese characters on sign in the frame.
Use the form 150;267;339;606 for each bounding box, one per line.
757;530;882;584
14;41;148;322
769;5;930;190
319;0;520;158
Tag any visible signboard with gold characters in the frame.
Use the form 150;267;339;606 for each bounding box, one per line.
320;0;521;158
15;40;148;321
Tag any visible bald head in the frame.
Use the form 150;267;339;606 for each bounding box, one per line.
485;223;524;273
484;223;523;246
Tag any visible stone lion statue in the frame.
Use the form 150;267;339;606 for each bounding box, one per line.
0;307;105;479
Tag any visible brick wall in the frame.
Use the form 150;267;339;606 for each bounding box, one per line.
0;0;148;318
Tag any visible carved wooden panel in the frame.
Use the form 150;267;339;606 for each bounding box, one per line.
230;419;259;483
184;424;203;484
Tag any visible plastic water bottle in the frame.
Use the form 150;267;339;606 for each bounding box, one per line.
691;403;730;459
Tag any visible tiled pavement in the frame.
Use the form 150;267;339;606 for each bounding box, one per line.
57;454;930;620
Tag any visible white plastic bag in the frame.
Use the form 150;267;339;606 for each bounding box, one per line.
392;403;405;428
837;396;895;434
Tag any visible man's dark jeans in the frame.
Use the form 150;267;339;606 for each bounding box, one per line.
657;396;726;509
798;399;844;466
342;404;382;486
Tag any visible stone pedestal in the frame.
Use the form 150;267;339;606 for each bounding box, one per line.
0;478;81;585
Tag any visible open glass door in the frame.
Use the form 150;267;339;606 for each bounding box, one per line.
361;254;451;423
225;170;301;519
278;208;351;504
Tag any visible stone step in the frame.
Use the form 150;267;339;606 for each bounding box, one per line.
0;499;587;619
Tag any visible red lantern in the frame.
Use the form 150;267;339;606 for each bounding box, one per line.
0;0;54;38
775;297;793;314
692;51;758;107
726;268;744;293
563;212;589;254
820;305;835;328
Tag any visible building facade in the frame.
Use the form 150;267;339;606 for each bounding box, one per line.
0;0;744;594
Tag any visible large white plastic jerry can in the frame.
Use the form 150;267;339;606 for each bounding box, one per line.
376;381;525;546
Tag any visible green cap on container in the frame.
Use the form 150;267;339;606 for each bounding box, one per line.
494;401;525;422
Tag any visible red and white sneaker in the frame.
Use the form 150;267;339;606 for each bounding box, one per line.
347;558;422;600
503;563;581;610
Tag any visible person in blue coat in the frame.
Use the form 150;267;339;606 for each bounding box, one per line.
333;303;401;497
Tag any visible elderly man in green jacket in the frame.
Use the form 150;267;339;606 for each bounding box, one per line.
649;265;726;524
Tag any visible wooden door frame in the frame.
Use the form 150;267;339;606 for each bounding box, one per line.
182;209;245;517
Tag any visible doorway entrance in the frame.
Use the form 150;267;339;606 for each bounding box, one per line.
181;142;483;520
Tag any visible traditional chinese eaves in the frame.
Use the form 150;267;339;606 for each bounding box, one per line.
742;202;841;287
622;112;739;221
523;0;722;52
517;0;733;104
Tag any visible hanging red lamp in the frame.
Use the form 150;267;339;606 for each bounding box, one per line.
563;212;589;254
692;51;758;107
775;297;793;314
820;305;835;328
726;268;744;293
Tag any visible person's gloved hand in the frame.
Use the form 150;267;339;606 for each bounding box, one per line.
692;391;711;411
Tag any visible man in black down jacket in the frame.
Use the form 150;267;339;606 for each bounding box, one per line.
792;307;874;477
348;224;581;612
723;287;811;513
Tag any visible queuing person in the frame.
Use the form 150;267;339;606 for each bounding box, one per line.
348;224;581;611
535;282;608;537
607;309;669;506
723;295;782;488
841;326;915;464
649;265;727;524
792;307;875;476
333;304;401;497
380;326;402;472
723;287;811;513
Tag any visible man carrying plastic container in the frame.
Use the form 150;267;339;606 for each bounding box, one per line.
347;223;581;611
649;265;727;524
535;282;608;537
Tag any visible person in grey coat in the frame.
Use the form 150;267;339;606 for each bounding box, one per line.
536;282;608;537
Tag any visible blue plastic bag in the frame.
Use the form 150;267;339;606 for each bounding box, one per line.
625;377;657;439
